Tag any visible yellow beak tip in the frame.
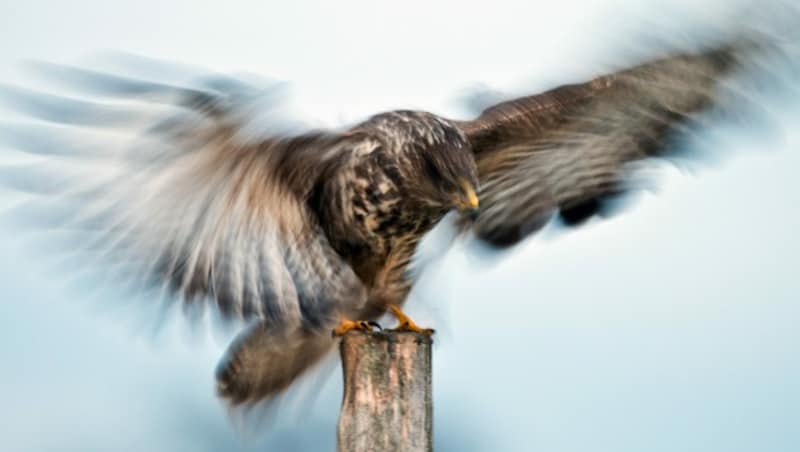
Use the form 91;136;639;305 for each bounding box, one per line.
458;179;480;210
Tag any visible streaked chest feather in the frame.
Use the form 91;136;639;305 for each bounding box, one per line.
353;161;436;239
326;151;443;287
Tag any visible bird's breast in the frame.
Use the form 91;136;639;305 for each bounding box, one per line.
324;152;443;288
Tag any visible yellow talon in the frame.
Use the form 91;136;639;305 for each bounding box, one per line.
388;305;435;334
332;319;381;337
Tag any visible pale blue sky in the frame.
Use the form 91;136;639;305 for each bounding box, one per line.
1;1;799;451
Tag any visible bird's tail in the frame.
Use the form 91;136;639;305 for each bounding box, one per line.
215;322;335;405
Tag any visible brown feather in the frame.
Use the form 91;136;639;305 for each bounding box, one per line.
216;323;335;405
458;39;781;246
0;65;372;404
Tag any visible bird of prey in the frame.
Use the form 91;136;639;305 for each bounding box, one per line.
0;32;793;405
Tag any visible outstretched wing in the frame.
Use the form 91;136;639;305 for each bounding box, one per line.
0;63;367;333
460;37;792;247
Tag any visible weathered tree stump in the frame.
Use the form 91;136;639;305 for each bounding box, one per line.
337;331;433;452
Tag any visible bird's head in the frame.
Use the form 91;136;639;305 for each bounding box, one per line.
412;143;480;218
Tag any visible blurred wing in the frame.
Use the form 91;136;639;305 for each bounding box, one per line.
460;38;790;247
215;321;336;405
0;63;367;332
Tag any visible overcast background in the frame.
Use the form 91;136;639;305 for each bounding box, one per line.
1;0;799;451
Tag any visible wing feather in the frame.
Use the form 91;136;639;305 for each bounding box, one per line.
460;37;793;247
0;63;367;332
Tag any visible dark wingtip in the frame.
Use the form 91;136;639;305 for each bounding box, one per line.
477;214;552;248
479;224;523;248
558;198;602;227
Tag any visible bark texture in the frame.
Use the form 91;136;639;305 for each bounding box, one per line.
337;331;433;452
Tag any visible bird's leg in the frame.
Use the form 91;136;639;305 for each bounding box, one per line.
387;305;434;334
332;319;382;337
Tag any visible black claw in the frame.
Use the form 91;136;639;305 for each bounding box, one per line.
367;321;383;331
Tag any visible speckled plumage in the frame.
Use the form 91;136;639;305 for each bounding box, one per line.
315;112;473;314
1;33;793;404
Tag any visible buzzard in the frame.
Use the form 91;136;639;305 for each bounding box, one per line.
0;34;792;405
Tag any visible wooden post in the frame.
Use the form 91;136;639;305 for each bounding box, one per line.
337;331;433;452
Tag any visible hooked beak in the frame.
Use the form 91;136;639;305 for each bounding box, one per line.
459;179;480;220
